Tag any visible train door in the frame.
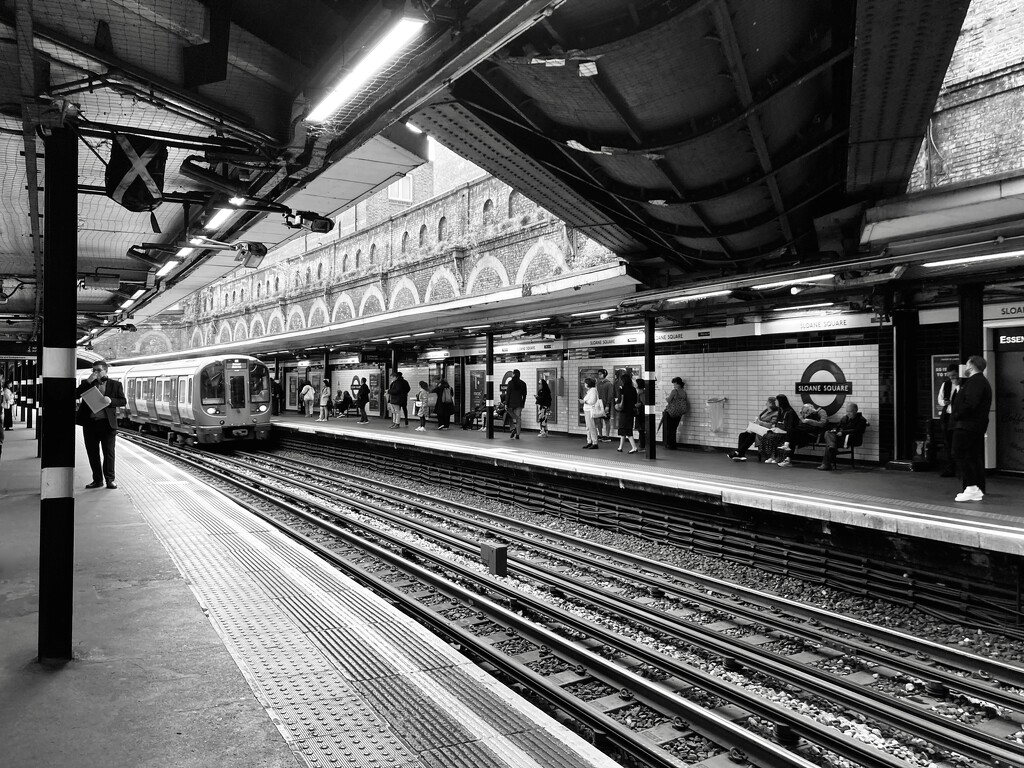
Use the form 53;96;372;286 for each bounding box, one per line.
995;330;1024;472
182;377;194;423
155;377;172;420
169;377;181;425
286;371;298;411
126;377;137;416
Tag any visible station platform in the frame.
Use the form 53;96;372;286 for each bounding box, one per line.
0;425;621;768
273;414;1024;558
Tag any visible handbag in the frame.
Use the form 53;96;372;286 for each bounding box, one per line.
594;398;604;413
613;398;623;412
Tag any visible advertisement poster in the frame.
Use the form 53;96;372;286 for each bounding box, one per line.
577;366;603;426
368;372;382;416
537;367;558;424
470;370;486;411
930;354;960;419
995;329;1024;471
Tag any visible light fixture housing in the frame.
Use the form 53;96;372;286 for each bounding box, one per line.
752;274;835;291
921;249;1024;268
667;290;732;303
307;17;427;122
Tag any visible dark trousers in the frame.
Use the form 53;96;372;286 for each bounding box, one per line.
952;429;986;492
736;431;757;454
940;416;956;473
663;412;682;448
83;421;117;483
509;406;523;436
3;407;12;429
357;403;368;422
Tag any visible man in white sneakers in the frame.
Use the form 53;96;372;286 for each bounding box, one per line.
950;355;992;502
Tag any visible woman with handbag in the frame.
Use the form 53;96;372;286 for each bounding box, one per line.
662;377;688;449
414;381;430;431
615;373;639;454
579;377;600;449
316;382;331;421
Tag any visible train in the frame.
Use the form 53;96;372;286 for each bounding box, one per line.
103;355;273;445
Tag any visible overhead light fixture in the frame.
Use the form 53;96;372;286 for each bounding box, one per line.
175;247;194;258
570;308;615;317
120;299;135;309
228;196;246;206
772;302;835;312
370;337;389;342
667;290;732;303
156;260;180;278
921;250;1024;268
514;317;550;324
204;208;234;230
752;274;835;291
405;121;423;134
413;331;434;336
391;334;411;339
616;326;645;332
307;17;427;122
465;324;490;330
130;289;147;300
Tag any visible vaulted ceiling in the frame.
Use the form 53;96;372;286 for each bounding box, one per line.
0;0;974;353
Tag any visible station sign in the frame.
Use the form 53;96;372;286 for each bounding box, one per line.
984;301;1024;321
994;326;1024;349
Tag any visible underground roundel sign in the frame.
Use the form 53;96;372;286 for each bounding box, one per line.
795;359;851;416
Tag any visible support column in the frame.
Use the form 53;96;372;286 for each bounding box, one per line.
25;361;35;429
36;345;43;455
644;314;657;460
485;333;494;440
38;126;78;661
17;360;25;421
889;309;921;469
958;284;985;363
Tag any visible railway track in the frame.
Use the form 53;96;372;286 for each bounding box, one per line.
125;433;1024;768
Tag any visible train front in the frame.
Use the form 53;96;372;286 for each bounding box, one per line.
197;357;273;443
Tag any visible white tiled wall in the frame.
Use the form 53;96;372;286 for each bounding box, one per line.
466;344;880;460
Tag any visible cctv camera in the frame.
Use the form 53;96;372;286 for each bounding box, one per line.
299;211;334;234
234;241;267;268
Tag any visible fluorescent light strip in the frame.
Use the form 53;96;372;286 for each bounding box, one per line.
570;308;614;316
413;331;434;336
228;196;246;206
204;208;233;230
667;289;732;303
465;324;490;330
921;250;1024;268
156;260;181;278
514;317;550;324
752;274;835;290
307;18;427;122
120;299;134;309
174;247;194;258
130;289;147;300
772;302;834;312
391;334;411;339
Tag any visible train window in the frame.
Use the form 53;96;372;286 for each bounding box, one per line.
250;363;270;403
188;379;193;404
178;377;187;405
229;372;246;409
156;380;163;402
200;363;225;405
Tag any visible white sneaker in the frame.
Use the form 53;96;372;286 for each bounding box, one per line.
764;457;777;464
954;486;984;502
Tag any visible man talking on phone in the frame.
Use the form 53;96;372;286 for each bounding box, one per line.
76;361;127;489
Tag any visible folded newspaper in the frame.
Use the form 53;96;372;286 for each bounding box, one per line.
746;421;769;436
81;386;108;414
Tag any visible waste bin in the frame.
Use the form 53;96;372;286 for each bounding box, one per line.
705;397;727;433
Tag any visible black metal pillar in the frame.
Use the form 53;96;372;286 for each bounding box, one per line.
17;360;25;421
890;309;920;468
644;314;657;460
36;345;43;456
25;361;35;429
38;126;78;661
958;284;985;363
485;333;494;440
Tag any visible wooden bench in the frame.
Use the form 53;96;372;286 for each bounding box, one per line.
791;422;869;467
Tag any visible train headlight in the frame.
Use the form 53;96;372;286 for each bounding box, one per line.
256;404;268;413
205;407;220;415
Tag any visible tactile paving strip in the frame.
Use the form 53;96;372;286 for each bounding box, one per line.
119;443;620;768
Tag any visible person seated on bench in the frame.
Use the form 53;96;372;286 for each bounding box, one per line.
761;394;799;465
477;397;509;431
336;390;354;417
817;401;867;471
781;403;829;460
727;396;778;461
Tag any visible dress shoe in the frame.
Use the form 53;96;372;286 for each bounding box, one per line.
628;449;638;454
106;482;118;490
816;464;832;471
85;480;104;489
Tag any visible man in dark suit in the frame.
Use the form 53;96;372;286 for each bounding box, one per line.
951;355;993;502
76;361;127;489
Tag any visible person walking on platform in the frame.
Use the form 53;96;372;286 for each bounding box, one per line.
535;378;552;437
433;378;454;429
387;372;410;429
614;373;639;454
505;369;527;439
580;377;600;449
727;396;778;461
951;355;992;502
300;380;315;417
414;381;430;431
937;363;960;477
76;361;127;489
662;377;689;450
818;402;867;471
595;369;613;442
2;381;13;430
316;382;331;422
635;379;647;450
356;378;370;423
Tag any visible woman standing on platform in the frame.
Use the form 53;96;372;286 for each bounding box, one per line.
433;379;454;430
535;378;552;437
580;377;600;449
661;377;689;450
635;379;646;450
316;382;331;422
414;381;430;431
300;380;315;417
615;373;639;454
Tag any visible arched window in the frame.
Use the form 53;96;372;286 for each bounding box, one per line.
294;272;300;289
482;198;494;222
369;243;376;263
274;277;280;292
240;289;244;303
231;291;237;304
437;216;447;241
317;263;323;280
355;249;361;269
266;280;271;295
508;190;520;218
305;267;311;285
342;254;348;272
419;224;427;247
256;284;261;299
401;231;409;253
223;294;228;307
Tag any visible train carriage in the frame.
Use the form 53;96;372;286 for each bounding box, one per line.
105;355;272;445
